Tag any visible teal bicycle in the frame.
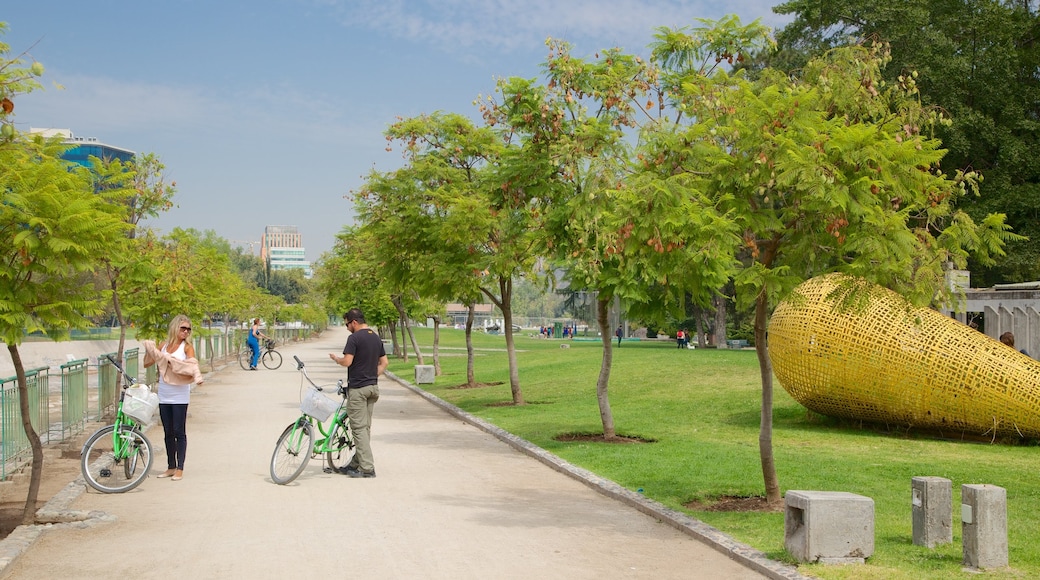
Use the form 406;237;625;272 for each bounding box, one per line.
80;356;155;493
270;356;355;484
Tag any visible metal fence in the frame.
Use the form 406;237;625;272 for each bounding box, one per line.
1;366;50;480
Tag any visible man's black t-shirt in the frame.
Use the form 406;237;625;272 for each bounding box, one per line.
343;327;385;388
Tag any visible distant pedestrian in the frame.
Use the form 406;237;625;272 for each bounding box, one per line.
329;308;388;478
1000;331;1030;357
615;325;623;347
676;329;685;349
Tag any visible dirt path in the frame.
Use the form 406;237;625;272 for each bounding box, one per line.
1;328;802;579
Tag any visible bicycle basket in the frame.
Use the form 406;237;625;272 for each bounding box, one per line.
265;338;275;349
123;385;159;424
300;388;338;422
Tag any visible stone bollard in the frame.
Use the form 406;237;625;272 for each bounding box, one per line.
912;476;952;548
962;484;1008;570
414;364;435;384
784;491;874;564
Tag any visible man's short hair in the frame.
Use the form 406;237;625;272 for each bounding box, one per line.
344;308;365;324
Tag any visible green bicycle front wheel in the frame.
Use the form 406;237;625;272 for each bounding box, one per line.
261;349;282;370
81;424;154;493
271;419;314;485
325;415;356;472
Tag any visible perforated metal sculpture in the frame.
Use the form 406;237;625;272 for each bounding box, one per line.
769;274;1040;438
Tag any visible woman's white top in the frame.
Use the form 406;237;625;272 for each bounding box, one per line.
157;341;191;404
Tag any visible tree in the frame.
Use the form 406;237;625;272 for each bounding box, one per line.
357;110;538;402
480;21;767;437
124;228;268;340
360;112;499;382
770;0;1040;285
93;153;176;403
0;135;128;523
632;29;1017;503
1;27;127;524
316;227;397;334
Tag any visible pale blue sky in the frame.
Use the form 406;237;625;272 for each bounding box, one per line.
3;1;791;262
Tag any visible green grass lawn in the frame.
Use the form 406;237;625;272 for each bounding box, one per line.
396;327;1039;579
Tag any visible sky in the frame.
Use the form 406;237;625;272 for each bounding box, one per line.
3;1;792;262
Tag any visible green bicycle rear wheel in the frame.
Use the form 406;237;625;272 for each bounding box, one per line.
324;416;356;472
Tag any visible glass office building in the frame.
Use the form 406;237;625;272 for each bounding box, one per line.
262;225;312;278
30;128;135;167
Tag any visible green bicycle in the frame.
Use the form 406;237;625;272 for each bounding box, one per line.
239;338;283;370
80;355;156;493
270;356;355;484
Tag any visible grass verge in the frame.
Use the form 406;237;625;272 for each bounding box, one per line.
396;327;1039;579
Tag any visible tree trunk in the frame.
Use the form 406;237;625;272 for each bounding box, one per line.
111;273;127;408
388;320;401;358
694;305;706;348
392;296;424;365
713;294;727;348
595;296;617;439
9;345;43;526
465;304;476;387
432;315;441;376
480;277;523;404
400;314;409;362
499;277;524;404
755;290;782;505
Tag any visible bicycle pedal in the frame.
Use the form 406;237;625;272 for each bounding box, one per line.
322;467;333;474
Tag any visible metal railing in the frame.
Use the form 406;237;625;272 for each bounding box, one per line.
1;366;50;480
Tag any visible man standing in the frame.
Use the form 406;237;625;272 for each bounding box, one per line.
329;308;388;478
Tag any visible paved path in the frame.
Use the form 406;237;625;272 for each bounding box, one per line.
1;327;804;579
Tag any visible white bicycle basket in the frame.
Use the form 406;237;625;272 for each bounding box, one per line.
123;385;159;424
300;388;338;422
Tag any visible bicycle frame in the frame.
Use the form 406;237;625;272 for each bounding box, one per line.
81;356;155;493
107;358;147;458
288;361;352;457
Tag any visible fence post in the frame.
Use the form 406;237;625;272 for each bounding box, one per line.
125;347;139;383
97;353;117;420
60;358;89;440
0;374;22;480
25;366;51;444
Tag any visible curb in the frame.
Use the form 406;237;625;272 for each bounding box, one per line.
385;370;811;580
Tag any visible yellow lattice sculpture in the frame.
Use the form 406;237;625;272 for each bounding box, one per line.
769;273;1040;438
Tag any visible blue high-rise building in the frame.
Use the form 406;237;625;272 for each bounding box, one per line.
30;128;135;166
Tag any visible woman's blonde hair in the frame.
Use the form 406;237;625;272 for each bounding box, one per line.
164;314;193;348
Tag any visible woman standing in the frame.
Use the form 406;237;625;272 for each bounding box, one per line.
247;318;270;370
143;315;204;481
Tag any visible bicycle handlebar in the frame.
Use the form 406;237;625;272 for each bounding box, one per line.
293;356;344;394
104;354;138;388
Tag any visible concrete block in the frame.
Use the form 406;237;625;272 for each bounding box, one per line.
962;484;1008;570
414;365;435;384
912;476;953;548
784;490;874;564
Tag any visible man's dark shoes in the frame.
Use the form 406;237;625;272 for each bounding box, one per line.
337;465;375;478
